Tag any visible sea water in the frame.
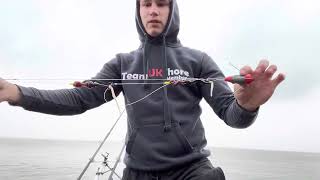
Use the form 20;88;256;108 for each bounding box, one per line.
0;137;319;180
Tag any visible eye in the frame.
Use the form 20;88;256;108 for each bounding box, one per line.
157;1;169;7
141;2;152;7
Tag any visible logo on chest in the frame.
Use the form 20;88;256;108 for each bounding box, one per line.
122;68;190;80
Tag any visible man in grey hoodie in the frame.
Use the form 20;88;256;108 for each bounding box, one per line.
0;0;285;179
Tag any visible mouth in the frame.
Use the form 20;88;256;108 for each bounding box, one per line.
148;20;162;24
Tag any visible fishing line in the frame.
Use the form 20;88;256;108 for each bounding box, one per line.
4;74;251;180
78;83;170;180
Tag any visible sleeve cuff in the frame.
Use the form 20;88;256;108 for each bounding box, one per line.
235;100;259;114
8;85;32;107
226;100;259;128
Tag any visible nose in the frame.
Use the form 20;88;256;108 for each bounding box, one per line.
149;4;159;17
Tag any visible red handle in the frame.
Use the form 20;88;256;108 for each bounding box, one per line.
224;74;254;85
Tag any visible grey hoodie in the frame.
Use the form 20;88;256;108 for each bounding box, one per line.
14;0;258;171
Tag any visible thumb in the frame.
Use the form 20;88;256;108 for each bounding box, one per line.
239;65;253;76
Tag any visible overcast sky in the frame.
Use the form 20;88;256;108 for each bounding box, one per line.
0;0;320;153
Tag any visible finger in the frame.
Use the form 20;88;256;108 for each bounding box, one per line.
239;65;253;76
265;64;277;79
272;73;285;87
233;84;244;94
254;59;269;74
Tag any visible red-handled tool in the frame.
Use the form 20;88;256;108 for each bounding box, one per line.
71;81;98;88
224;74;254;85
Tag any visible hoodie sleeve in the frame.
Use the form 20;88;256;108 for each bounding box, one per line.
11;57;122;115
199;53;258;128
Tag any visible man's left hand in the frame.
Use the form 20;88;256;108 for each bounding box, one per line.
234;59;285;111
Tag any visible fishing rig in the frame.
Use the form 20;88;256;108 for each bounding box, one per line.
72;74;254;180
4;74;254;180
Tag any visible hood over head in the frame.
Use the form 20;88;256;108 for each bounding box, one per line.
135;0;181;46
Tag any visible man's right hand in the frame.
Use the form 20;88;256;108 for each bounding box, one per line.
0;78;21;104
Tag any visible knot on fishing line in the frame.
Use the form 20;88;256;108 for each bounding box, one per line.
163;125;172;132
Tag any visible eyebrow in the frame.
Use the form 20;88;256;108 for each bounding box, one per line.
139;0;150;3
157;0;171;3
140;0;171;3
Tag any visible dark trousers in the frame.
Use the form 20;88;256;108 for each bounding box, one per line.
122;158;225;180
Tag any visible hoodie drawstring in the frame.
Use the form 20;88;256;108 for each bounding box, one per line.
143;34;147;78
162;36;172;132
142;35;172;132
143;34;149;89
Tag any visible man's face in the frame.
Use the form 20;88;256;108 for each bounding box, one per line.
139;0;170;37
